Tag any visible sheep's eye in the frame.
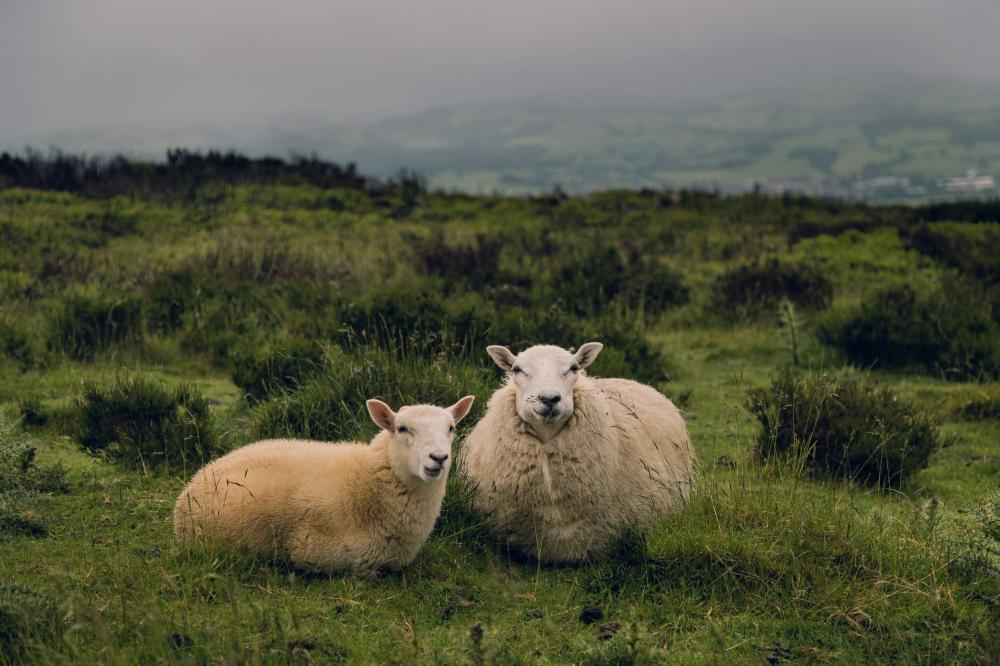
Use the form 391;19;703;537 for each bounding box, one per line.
397;426;409;434
512;366;523;374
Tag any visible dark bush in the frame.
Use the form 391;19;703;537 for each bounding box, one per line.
0;585;63;663
48;290;143;360
949;392;1000;421
0;414;67;539
252;345;493;443
16;398;48;429
0;320;34;371
549;247;689;316
416;233;505;288
75;374;218;473
818;281;1000;381
145;269;198;333
336;283;495;358
231;337;326;403
0;414;67;496
903;222;1000;285
749;371;940;487
710;258;833;321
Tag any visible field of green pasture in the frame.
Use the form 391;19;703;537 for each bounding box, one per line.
1;177;999;664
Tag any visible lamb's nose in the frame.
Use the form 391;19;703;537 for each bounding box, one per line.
539;393;561;406
429;452;449;464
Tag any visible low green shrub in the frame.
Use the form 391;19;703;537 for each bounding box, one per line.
748;371;940;487
0;414;67;496
0;585;63;663
231;337;326;403
904;222;1000;285
416;232;507;289
16;398;48;429
252;345;493;442
949;392;1000;421
74;374;218;473
48;290;143;360
0;414;67;540
818;281;1000;381
548;246;689;317
145;269;198;333
0;320;35;371
710;258;833;321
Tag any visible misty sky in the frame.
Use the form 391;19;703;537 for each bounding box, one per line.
3;0;1000;150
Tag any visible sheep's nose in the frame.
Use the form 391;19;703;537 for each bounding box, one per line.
429;452;449;464
539;393;561;406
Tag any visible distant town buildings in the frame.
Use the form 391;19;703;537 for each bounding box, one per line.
946;170;996;193
713;168;997;202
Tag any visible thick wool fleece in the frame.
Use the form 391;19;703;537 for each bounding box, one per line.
460;375;693;563
174;433;446;574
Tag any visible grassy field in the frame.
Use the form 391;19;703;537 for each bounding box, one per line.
1;163;999;664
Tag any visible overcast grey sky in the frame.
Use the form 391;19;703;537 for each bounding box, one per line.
2;0;999;149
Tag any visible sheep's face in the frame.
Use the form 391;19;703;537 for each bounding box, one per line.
487;343;603;439
367;396;476;483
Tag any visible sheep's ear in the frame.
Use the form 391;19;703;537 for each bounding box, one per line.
448;395;476;424
486;345;517;372
575;342;603;368
366;399;396;430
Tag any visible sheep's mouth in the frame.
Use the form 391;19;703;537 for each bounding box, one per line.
533;405;563;422
423;465;443;479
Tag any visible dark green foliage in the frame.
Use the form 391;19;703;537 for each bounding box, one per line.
903;222;1000;285
748;371;940;487
0;415;67;496
74;374;218;473
416;233;507;289
913;198;1000;225
710;258;833;321
0;320;34;371
48;290;143;360
0;585;63;664
950;392;1000;421
16;398;48;429
0;415;67;539
252;345;492;442
231;337;326;403
145;269;197;332
0;149;370;197
819;281;1000;381
549;246;689;317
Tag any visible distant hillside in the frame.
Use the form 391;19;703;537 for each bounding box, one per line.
14;77;1000;201
279;76;1000;200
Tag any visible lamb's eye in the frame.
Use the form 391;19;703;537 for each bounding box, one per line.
512;366;523;374
397;426;409;434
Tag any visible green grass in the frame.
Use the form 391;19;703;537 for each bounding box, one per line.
0;178;998;663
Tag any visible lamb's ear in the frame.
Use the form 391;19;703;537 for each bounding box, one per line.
366;399;396;431
575;342;603;368
486;345;517;372
448;395;476;424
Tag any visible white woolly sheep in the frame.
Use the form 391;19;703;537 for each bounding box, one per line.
174;395;475;574
460;342;693;563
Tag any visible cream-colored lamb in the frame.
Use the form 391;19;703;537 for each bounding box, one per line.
174;395;475;574
460;342;693;563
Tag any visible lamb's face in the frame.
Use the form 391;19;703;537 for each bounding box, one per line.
487;343;603;437
366;397;476;483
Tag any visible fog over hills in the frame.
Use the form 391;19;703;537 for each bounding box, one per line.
3;1;1000;197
